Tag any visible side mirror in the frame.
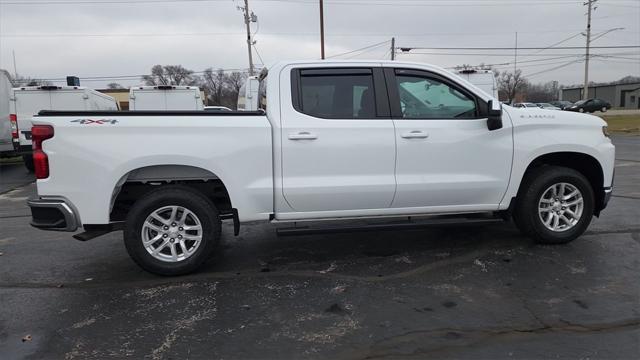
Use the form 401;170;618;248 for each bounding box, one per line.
487;100;503;131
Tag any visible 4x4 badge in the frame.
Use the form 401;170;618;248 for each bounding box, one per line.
71;119;118;125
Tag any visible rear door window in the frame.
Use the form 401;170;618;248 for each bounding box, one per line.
295;69;376;119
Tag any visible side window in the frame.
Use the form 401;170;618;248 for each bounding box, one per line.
395;74;477;119
297;71;376;119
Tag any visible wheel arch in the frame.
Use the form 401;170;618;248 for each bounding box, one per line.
109;164;233;222
518;151;605;214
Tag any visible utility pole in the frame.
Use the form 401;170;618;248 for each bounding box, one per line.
391;37;395;60
240;0;255;76
583;0;596;100
12;50;18;78
319;0;325;59
514;32;518;74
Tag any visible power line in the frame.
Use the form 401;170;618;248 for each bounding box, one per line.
326;39;390;58
400;45;640;50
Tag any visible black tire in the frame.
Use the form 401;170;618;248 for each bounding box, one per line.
23;154;34;173
601;107;607;113
124;185;221;276
578;108;585;113
513;166;594;244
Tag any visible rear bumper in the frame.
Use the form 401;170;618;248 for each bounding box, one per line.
28;198;79;231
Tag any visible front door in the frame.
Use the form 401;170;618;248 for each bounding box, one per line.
280;67;396;213
386;68;512;211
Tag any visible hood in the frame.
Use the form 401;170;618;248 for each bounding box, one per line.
503;105;606;128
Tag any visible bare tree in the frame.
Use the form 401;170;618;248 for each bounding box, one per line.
225;71;247;100
142;65;198;86
106;82;125;89
201;68;228;105
496;70;528;103
9;74;50;87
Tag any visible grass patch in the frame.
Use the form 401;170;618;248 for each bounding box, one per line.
600;114;640;135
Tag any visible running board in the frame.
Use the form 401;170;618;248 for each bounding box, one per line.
276;217;504;237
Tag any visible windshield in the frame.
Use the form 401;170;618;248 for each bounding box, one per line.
525;103;538;107
574;100;587;105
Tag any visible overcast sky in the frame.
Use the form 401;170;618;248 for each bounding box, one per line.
0;0;638;88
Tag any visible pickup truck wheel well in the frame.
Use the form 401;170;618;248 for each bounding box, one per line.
109;167;232;222
520;152;604;214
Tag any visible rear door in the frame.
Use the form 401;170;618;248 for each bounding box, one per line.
165;89;202;110
279;66;396;213
386;68;512;210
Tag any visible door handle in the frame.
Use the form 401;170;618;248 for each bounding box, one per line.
288;131;318;140
401;130;429;139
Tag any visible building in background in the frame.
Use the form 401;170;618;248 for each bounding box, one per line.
561;83;640;109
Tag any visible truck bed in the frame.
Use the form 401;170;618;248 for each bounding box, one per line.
31;110;274;224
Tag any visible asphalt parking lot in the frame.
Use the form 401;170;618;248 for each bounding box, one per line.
0;135;638;360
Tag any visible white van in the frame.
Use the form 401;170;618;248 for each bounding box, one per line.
10;85;118;170
129;85;204;110
456;69;498;100
0;70;14;156
237;76;259;111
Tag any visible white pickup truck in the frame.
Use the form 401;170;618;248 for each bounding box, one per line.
27;60;615;275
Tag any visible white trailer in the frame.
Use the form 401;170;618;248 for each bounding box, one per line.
10;85;118;170
0;70;14;156
237;76;259;111
456;69;498;100
129;85;204;111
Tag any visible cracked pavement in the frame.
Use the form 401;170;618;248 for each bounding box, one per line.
0;135;639;359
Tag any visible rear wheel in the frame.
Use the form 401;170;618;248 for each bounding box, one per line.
513;166;594;244
124;186;221;275
22;154;34;173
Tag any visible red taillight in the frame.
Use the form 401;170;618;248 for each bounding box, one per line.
9;114;18;139
31;125;54;179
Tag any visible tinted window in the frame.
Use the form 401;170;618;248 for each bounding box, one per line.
299;73;376;119
395;75;476;119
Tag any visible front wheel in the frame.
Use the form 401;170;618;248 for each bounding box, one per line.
513;166;594;244
124;186;221;275
601;107;607;112
578;108;585;113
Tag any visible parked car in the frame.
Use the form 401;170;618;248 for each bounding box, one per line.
10;85;117;171
565;98;612;113
513;102;539;109
536;103;561;110
27;60;615;275
550;100;573;110
204;106;232;112
129;85;204;110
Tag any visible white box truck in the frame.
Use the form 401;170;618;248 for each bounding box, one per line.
10;85;118;171
456;69;498;100
0;70;14;157
129;85;204;110
237;76;259;111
